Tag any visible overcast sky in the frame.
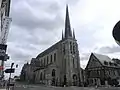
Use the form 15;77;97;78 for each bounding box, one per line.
4;0;120;78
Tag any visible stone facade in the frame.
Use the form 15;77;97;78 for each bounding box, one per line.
20;6;83;87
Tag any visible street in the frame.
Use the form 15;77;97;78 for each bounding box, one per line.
14;84;120;90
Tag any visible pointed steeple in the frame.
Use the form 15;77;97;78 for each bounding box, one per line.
65;5;72;38
26;62;29;65
62;30;64;39
73;28;76;39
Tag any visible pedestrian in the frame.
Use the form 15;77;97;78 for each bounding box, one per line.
95;85;98;89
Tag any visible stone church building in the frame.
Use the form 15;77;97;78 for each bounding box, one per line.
20;6;83;86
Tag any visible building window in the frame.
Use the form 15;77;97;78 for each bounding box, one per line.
47;56;49;64
40;73;42;80
44;58;46;66
114;71;116;75
40;60;41;66
109;62;112;66
114;63;117;66
43;72;45;79
41;59;43;66
98;71;100;75
91;79;93;83
43;59;44;66
54;53;56;62
73;43;75;54
70;42;72;53
63;44;65;54
108;70;110;75
73;58;75;68
51;55;52;63
52;69;55;77
104;61;108;65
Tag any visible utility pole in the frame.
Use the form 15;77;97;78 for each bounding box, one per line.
0;0;12;80
4;63;17;90
8;63;14;90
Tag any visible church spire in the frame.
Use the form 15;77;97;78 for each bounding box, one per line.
65;5;72;38
73;28;76;39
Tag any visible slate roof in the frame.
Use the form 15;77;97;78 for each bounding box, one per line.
36;40;63;58
93;53;119;67
93;53;114;63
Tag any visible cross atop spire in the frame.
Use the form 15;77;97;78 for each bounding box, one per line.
64;5;72;38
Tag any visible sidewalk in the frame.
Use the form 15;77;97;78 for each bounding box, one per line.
0;87;6;90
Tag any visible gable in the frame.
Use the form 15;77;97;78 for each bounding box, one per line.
85;53;103;69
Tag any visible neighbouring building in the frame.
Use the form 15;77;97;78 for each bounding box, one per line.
112;58;120;65
20;62;29;81
20;58;38;82
85;53;120;86
112;58;120;83
20;6;83;87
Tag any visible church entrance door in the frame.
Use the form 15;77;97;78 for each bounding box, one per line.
73;74;77;86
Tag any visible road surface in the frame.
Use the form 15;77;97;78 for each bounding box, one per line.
13;82;120;90
14;85;120;90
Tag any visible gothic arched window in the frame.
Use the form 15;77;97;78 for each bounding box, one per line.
52;69;56;77
41;59;43;66
51;55;52;63
70;42;72;53
54;53;56;62
73;58;75;68
63;44;65;54
73;43;75;54
40;72;42;80
44;58;46;66
47;56;49;64
43;72;45;79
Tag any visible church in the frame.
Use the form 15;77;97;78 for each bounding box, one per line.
20;6;83;87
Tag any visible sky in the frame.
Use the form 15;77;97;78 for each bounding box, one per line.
3;0;120;78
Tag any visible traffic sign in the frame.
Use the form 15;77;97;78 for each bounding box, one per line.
113;20;120;45
7;83;14;86
5;68;15;73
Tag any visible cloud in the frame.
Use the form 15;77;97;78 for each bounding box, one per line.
96;45;120;54
4;0;120;78
11;1;64;31
7;42;33;60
